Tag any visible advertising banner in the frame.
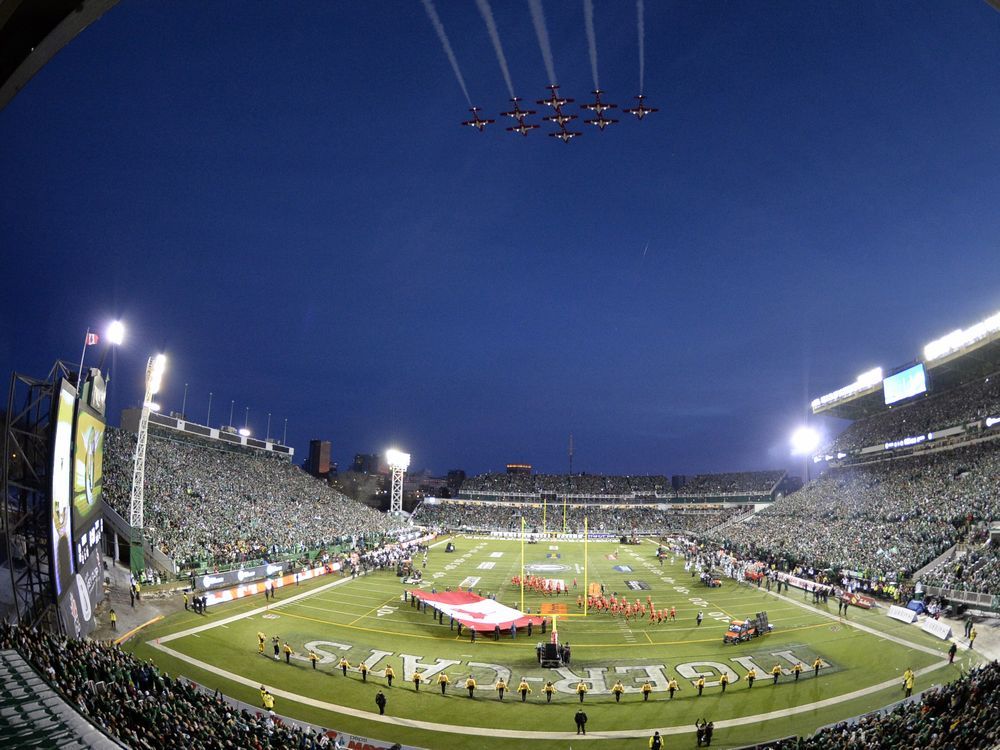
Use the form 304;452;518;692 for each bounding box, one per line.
196;561;292;591
887;605;918;624
920;617;953;640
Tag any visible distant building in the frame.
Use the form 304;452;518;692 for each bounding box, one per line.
446;469;466;492
352;453;382;475
506;463;532;476
307;440;331;478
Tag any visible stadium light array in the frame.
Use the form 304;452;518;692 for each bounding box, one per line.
386;449;411;470
923;310;1000;362
148;354;167;395
238;427;251;437
107;320;125;346
790;426;821;456
145;401;161;412
811;367;883;411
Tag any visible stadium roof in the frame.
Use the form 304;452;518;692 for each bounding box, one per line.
0;0;120;112
813;327;1000;420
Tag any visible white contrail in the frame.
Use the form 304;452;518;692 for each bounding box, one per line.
528;0;557;85
421;0;472;105
637;0;645;93
475;0;515;99
583;0;599;90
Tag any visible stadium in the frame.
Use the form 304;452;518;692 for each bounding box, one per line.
3;3;1000;750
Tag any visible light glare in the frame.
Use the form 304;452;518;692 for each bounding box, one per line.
790;426;821;456
107;320;125;346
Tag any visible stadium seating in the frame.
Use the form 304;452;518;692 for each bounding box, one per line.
707;439;1000;582
921;539;1000;596
411;501;745;535
458;470;783;498
103;427;403;570
789;660;1000;749
829;373;1000;454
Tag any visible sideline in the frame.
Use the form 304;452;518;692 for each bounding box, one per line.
157;536;453;645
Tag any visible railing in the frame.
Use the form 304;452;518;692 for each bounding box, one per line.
922;585;999;611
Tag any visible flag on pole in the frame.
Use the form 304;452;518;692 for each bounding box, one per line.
86;333;100;346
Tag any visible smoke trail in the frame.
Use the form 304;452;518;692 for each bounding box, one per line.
528;0;557;85
421;0;472;105
583;0;599;90
637;0;645;93
475;0;515;99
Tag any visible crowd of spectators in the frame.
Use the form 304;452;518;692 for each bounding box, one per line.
458;470;783;498
829;373;1000;454
0;622;347;749
411;501;746;535
921;538;1000;596
782;659;1000;749
104;428;403;571
705;440;1000;582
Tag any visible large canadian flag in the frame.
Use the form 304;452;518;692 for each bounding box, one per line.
410;590;544;632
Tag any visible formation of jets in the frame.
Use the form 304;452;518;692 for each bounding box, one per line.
463;86;656;143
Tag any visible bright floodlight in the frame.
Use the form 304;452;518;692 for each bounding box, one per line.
386;449;411;470
791;426;821;456
146;401;160;412
148;354;167;395
107;320;125;346
238;427;251;437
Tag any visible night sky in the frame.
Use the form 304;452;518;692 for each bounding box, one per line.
2;2;999;477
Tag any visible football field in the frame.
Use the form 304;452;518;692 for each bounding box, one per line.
129;536;975;749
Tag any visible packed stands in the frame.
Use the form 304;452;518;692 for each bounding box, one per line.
706;439;1000;581
458;470;782;499
921;539;1000;596
829;373;1000;454
103;427;401;570
411;500;745;535
788;660;1000;750
0;623;342;749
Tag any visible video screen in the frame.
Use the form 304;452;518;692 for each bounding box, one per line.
72;405;105;541
883;363;927;405
51;380;76;596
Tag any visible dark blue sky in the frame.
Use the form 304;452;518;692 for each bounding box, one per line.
2;1;999;476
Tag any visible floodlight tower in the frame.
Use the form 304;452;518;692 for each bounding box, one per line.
129;353;166;574
386;449;410;515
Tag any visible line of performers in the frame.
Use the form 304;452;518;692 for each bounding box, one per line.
580;593;680;623
511;575;570;595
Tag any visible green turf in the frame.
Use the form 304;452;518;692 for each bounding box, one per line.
128;536;981;749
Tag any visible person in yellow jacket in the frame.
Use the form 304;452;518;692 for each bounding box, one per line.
576;681;588;703
696;676;706;696
904;673;914;697
611;680;625;703
791;662;803;681
413;671;423;691
746;668;757;689
902;667;914;691
339;657;351;677
496;678;507;700
257;632;266;654
465;675;477;698
359;661;369;682
771;664;782;685
813;657;823;677
667;678;680;699
109;609;117;631
384;665;395;687
517;678;532;702
641;680;653;701
437;672;451;695
262;690;275;710
308;651;319;670
282;642;293;664
720;672;730;693
259;685;268;706
543;681;555;703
